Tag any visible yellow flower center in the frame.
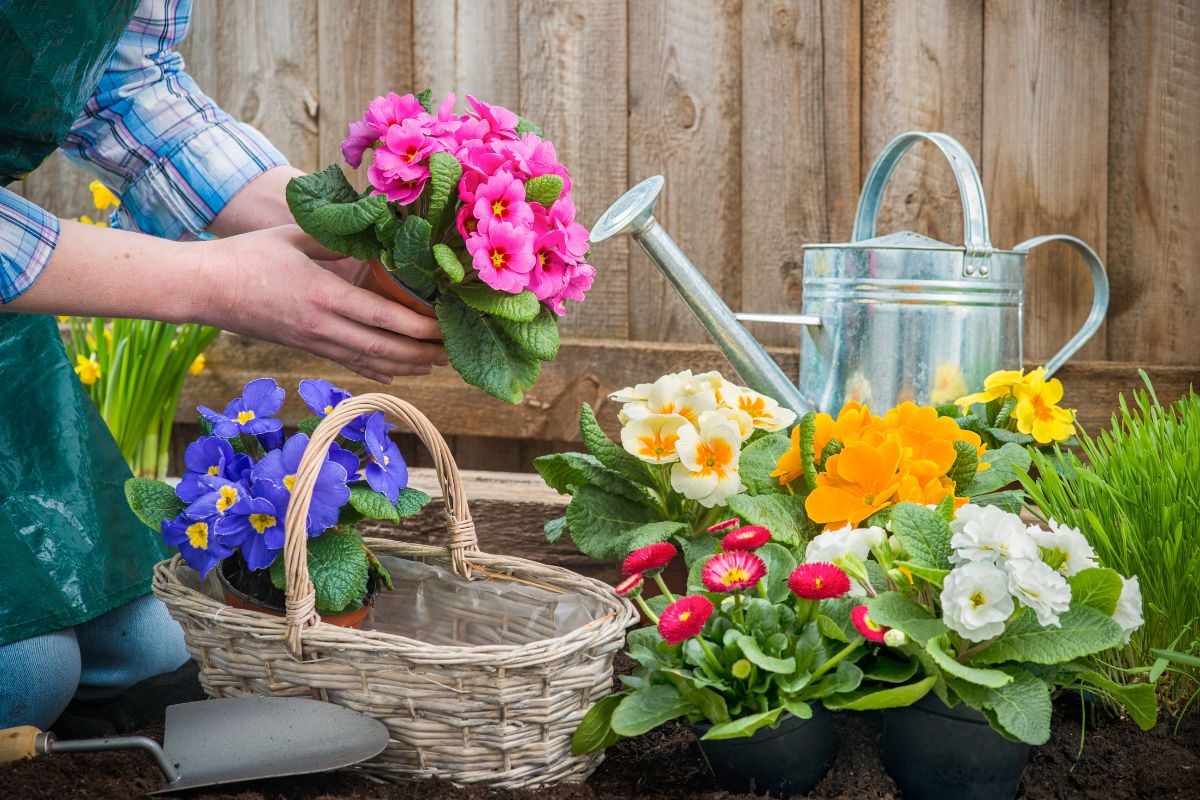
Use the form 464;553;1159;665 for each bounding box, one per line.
492;199;506;217
185;521;209;549
382;454;390;466
722;568;750;585
813;577;824;588
694;439;735;477
207;465;220;476
637;431;680;461
678;611;692;623
216;485;239;513
283;474;295;492
491;251;508;269
324;404;334;415
969;591;986;609
249;513;277;534
236;410;256;424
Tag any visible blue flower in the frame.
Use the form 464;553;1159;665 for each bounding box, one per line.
177;437;256;502
185;476;251;521
251;433;350;536
363;412;408;503
299;378;370;441
255;428;285;452
162;512;231;578
199;378;285;438
216;492;285;571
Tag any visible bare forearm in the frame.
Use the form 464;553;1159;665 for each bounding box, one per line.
206;165;304;237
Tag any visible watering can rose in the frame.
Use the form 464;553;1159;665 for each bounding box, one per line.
288;89;594;404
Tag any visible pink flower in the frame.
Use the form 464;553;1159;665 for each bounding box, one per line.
341;92;428;167
341;119;380;168
472;172;534;231
457;143;511;203
456;204;480;240
528;247;568;302
788;563;852;600
374;120;435;178
721;525;771;551
466;94;519;141
707;518;741;535
658;595;713;645
465;221;535;293
615;573;644;597
851;605;888;643
701;551;767;592
559;262;595;304
426;92;463;148
623;542;677;576
548;196;590;261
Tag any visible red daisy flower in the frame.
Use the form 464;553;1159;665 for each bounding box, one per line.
615;573;644;597
721;525;771;551
787;562;852;600
707;517;741;535
658;595;714;645
623;542;677;576
701;551;767;592
851;605;888;643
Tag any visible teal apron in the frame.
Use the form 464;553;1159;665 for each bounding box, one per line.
0;0;171;647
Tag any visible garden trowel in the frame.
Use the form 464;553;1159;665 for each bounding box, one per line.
0;695;390;794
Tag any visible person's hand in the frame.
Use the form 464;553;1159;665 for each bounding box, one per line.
196;225;446;383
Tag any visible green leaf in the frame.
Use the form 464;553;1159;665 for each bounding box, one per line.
564;484;661;561
798;412;819;490
286;166;382;260
495;307;560;361
1076;671;1157;731
533;452;653;505
391;214;437;297
889;502;953;571
610;685;690;737
894;560;949;588
617;521;690;556
738;432;791;495
823;676;938;711
665;674;730;725
415;88;433;114
296;415;322;438
960;442;1032;496
725;493;810;548
992;395;1019;428
970;489;1026;513
755;542;799;603
515;116;543;137
394;487;431;517
700;707;783;740
782;698;813;720
124;478;184;531
971;604;1126;666
989;427;1036;446
426;151;462;236
374;207;400;248
572;693;626;754
861;654;919;684
808;660;864;699
1067;568;1124;615
453;284;541;322
980;668;1053;745
925;636;1013;688
867;592;949;646
524;174;564;208
436;293;540;404
737;634;797;674
579;403;653;484
948;440;980;487
307;529;370;614
348;485;400;523
544;515;568;543
432;243;465;283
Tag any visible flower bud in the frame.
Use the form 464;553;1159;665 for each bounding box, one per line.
883;628;908;647
732;659;752;679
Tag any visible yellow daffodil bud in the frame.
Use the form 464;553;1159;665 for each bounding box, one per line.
89;180;120;211
74;354;101;385
189;353;206;376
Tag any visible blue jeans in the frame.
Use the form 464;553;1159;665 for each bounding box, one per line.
0;594;189;729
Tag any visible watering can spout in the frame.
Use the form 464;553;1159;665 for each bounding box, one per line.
591;176;811;414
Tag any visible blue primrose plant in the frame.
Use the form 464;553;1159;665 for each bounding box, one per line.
126;378;431;614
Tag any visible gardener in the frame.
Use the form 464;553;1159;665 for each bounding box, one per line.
0;1;445;732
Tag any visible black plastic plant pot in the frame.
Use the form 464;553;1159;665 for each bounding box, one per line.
882;693;1032;800
689;706;837;798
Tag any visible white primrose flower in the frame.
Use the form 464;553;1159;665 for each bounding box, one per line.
702;407;755;442
670;416;745;508
1027;519;1098;576
623;381;718;428
620;413;688;464
805;525;887;595
610;380;655;405
950;504;1040;566
1113;574;1144;643
1004;558;1071;628
941;561;1016;642
689;370;741;406
727;386;798;432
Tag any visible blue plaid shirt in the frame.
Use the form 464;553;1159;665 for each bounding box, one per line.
0;0;287;303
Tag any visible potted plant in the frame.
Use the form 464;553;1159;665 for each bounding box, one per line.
124;378;430;624
286;89;594;404
573;531;921;797
535;369;799;570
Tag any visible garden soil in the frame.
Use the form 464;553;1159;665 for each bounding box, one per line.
3;657;1197;799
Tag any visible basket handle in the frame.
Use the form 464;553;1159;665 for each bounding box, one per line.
282;393;477;657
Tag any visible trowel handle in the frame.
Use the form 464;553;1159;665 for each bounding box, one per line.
0;726;53;763
1014;234;1110;378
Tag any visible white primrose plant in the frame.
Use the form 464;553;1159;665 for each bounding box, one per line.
796;501;1156;745
536;370;799;565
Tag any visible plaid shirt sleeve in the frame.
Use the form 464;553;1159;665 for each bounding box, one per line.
0;188;60;303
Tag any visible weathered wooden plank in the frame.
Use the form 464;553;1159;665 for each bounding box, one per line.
1107;0;1200;366
627;0;743;342
518;0;630;339
739;0;861;346
316;0;414;189
861;0;983;246
179;333;1198;441
413;0;521;110
982;0;1110;364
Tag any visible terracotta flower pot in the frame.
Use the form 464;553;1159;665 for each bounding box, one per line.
216;562;371;629
358;259;436;318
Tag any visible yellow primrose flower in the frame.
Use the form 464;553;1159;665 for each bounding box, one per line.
620;413;686;464
1013;374;1075;443
954;367;1046;412
89;180;120;210
74;354;101;385
730;387;797;432
189;353;206;376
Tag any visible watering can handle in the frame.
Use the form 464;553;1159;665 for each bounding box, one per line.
853;131;993;275
1013;234;1110;378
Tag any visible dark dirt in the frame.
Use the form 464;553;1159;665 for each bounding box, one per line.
4;656;1197;799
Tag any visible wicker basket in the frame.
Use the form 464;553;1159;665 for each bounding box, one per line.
153;393;637;788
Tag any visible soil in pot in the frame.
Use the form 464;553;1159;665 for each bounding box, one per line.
217;555;378;629
689;705;837;798
882;692;1031;800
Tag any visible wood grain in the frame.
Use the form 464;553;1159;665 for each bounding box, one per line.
1107;0;1200;366
413;0;521;111
628;0;743;342
861;0;983;246
983;0;1110;365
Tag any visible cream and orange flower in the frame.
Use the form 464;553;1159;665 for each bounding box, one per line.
670;413;745;508
730;387;797;432
620;413;687;464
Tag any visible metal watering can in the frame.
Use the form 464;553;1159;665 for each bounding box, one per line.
590;131;1109;414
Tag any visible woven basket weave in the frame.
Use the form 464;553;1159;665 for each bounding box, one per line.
153;393;636;788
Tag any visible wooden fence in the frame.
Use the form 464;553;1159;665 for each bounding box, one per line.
16;0;1200;472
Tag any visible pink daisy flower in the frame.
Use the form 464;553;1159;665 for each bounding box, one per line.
852;605;888;643
721;525;771;551
788;563;852;600
701;551;767;593
707;518;741;535
658;595;714;645
615;573;644;598
623;542;677;576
